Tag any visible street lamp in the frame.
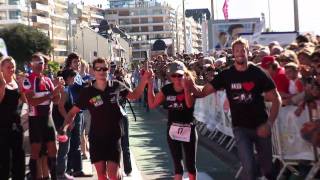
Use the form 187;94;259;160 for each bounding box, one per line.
182;0;187;52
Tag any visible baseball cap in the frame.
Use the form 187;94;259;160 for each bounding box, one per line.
167;61;186;75
261;56;276;69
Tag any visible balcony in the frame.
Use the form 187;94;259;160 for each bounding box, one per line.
0;18;28;25
54;44;67;51
90;13;104;19
0;4;27;11
32;15;50;25
31;2;49;12
119;22;168;28
52;23;66;30
51;13;68;19
54;35;67;41
31;0;49;5
55;1;68;9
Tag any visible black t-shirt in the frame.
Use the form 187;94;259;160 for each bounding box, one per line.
210;64;276;129
75;81;129;138
0;88;20;129
161;83;194;125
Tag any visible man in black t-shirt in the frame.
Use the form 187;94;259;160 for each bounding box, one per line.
188;38;281;180
61;58;152;180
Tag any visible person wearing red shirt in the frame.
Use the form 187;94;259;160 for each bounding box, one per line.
261;56;290;96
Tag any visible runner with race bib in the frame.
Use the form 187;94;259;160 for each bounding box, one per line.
147;60;197;180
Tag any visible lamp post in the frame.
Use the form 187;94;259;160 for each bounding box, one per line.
293;0;299;32
95;27;99;56
182;0;187;52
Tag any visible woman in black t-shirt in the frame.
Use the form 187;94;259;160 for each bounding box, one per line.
147;61;197;180
0;57;27;180
62;58;151;180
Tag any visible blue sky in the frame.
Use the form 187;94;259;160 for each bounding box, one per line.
72;0;320;34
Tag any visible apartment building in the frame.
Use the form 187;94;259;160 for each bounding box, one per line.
87;4;105;28
0;0;30;27
0;0;68;62
106;0;177;61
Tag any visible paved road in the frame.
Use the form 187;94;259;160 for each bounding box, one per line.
125;103;234;180
24;102;235;180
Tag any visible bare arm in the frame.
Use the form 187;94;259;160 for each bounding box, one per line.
147;80;165;109
0;84;5;103
58;90;68;119
19;93;27;104
182;78;195;108
0;72;6;103
127;70;151;100
127;78;148;100
25;91;52;106
190;82;216;98
62;106;81;131
264;88;282;125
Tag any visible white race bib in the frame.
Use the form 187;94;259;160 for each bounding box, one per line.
169;123;192;142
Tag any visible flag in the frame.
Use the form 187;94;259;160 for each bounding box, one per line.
223;0;229;20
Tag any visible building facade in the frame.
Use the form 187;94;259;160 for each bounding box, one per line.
106;0;177;61
0;0;69;62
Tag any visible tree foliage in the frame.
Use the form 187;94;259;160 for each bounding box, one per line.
0;24;52;68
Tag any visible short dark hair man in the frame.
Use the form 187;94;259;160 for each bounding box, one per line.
187;38;281;180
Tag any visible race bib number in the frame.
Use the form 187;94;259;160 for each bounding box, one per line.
169;123;191;142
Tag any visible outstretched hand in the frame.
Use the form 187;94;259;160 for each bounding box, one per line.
141;68;154;83
182;73;193;90
0;71;6;88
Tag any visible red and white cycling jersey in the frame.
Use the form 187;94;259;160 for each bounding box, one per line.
22;72;54;117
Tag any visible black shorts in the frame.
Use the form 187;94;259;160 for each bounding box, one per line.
28;116;56;144
89;136;121;164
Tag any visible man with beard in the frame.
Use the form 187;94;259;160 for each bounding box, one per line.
187;38;281;180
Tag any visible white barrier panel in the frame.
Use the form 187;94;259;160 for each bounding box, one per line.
194;91;233;137
194;93;217;130
275;106;315;161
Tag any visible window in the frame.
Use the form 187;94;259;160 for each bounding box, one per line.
152;9;162;15
141;26;148;32
119;19;130;25
152;17;163;23
9;10;21;20
0;11;6;20
140;18;148;24
132;52;142;58
153;26;163;31
0;0;6;5
131;27;139;32
54;51;67;56
118;10;129;16
131;18;139;24
139;9;148;15
8;0;20;5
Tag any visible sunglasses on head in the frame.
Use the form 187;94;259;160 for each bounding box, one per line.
94;67;108;72
171;74;183;78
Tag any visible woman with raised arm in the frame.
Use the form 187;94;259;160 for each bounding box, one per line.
0;56;27;180
147;60;197;180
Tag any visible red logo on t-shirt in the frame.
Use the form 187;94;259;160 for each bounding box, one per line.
242;82;255;92
176;94;185;102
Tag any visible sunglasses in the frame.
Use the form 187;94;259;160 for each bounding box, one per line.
94;67;108;72
171;74;183;78
32;61;44;65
